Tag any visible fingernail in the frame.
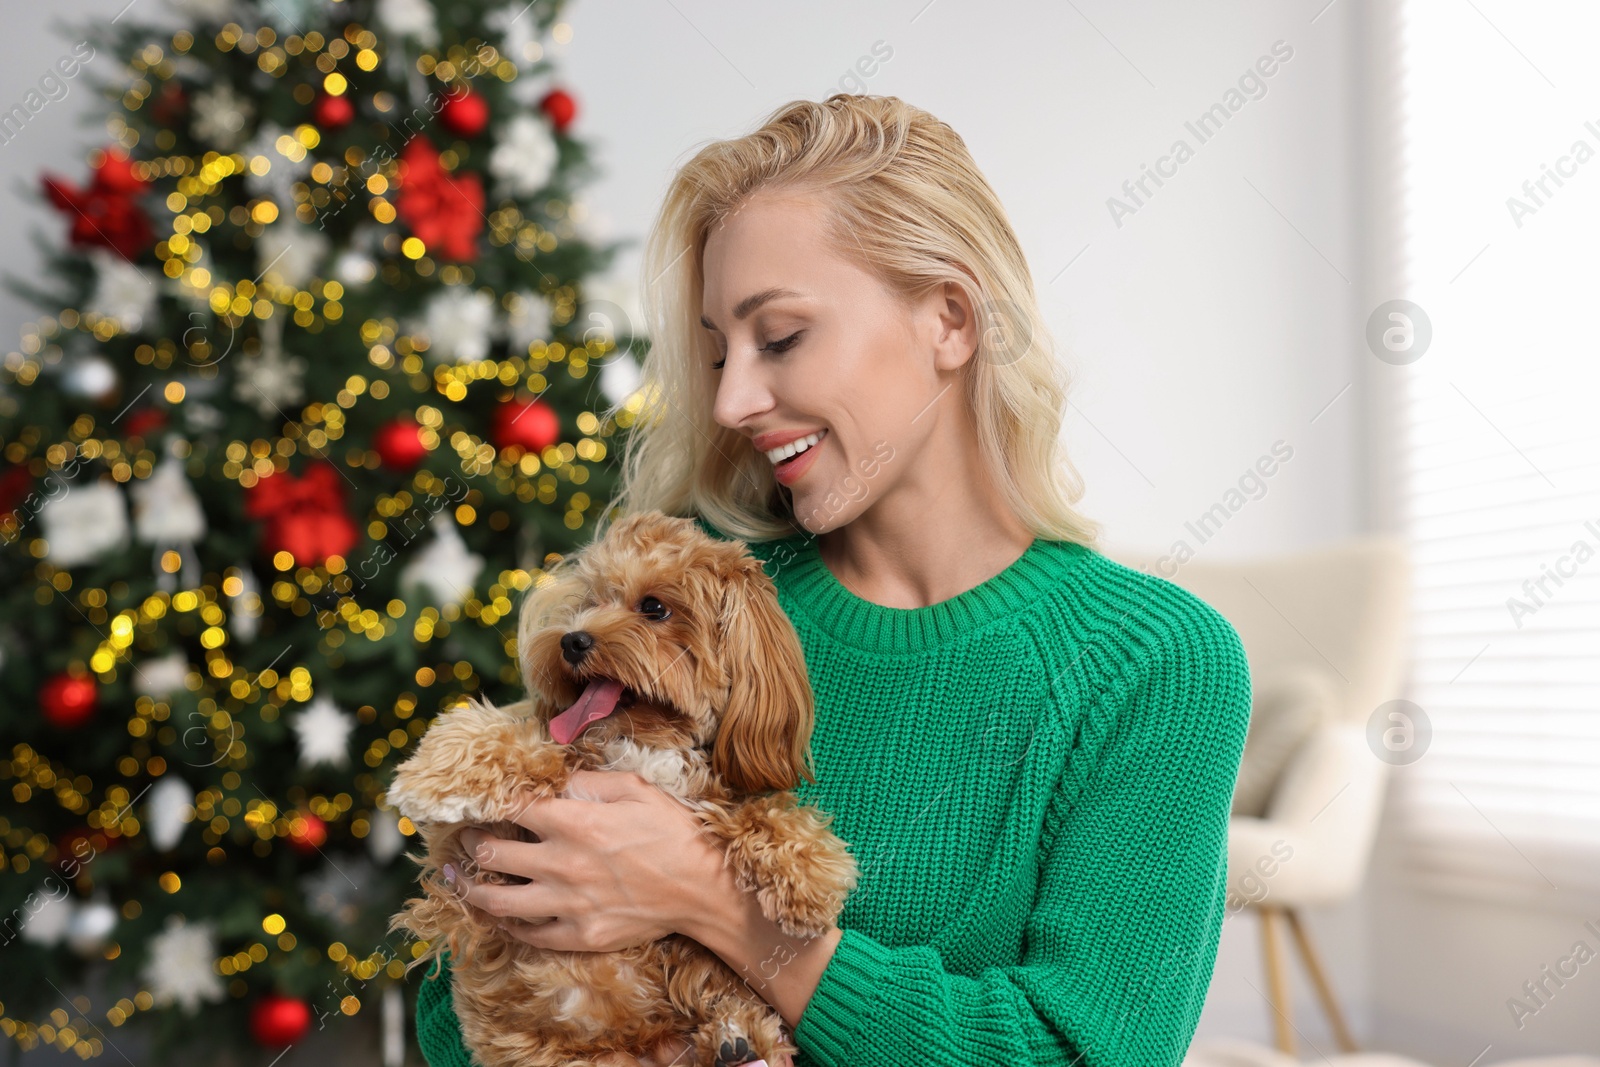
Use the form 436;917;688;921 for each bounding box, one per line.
443;863;458;886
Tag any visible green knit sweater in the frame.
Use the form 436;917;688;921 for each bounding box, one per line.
412;521;1252;1066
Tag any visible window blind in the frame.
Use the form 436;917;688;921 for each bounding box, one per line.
1388;0;1600;910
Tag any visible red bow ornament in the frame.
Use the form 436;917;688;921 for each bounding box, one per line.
393;136;485;262
244;462;360;566
41;149;154;261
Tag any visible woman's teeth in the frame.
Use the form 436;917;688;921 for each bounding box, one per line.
764;431;824;466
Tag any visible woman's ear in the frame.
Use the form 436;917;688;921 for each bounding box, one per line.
712;557;816;794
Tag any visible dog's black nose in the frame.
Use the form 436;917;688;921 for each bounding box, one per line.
560;630;595;664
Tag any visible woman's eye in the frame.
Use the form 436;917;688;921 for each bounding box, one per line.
711;331;801;368
761;330;803;354
638;595;672;621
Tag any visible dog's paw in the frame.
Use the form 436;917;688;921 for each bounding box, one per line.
714;1033;754;1067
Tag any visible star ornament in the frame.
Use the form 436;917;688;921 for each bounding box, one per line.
290;694;356;768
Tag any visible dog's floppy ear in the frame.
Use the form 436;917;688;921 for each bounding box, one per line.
712;556;816;794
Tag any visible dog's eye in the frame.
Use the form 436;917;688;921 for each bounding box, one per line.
638;595;672;621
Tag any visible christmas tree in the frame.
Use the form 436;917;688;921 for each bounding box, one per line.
0;0;644;1060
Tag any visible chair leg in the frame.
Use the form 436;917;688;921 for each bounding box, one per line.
1284;908;1359;1053
1258;905;1296;1055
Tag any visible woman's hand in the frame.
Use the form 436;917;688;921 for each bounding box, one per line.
449;769;727;953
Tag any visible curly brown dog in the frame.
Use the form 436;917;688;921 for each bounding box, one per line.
387;511;858;1067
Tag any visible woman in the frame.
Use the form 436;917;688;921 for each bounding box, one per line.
413;94;1252;1067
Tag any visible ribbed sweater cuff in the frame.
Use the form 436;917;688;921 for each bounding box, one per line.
793;928;889;1064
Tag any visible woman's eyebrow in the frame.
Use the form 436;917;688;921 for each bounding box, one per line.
699;287;804;331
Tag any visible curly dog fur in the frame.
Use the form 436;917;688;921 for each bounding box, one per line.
387;511;858;1067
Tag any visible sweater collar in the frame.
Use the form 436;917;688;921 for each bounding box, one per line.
763;533;1092;654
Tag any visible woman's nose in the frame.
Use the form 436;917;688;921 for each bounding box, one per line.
710;351;775;431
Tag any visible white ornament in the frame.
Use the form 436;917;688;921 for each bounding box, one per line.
243;124;311;205
168;240;217;310
86;251;159;332
489;114;558;198
333;249;377;287
59;353;118;400
366;806;406;865
420;286;496;363
132;454;207;544
399;515;484;606
301;853;376;925
487;4;544;67
600;352;643;408
291;695;356;769
228;566;261;643
66;895;119;957
376;0;439;45
503;290;551;355
191;84;253;151
133;651;191;698
184;402;225;431
235;317;306;418
256;223;329;290
142;915;226;1014
20;891;74;947
40;482;128;568
146;777;195;851
382;983;405;1067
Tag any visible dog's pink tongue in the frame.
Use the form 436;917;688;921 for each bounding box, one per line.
548;679;625;744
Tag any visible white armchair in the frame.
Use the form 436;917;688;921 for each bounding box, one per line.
1105;537;1411;1055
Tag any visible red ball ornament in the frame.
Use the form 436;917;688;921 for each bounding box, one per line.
250;992;312;1046
40;672;97;728
287;812;327;854
313;92;355;129
373;416;427;469
539;88;577;134
438;88;489;137
492;398;560;453
123;408;167;438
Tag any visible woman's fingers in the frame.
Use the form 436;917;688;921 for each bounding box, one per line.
458;828;540;877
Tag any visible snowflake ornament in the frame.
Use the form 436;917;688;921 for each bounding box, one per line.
142;916;226;1014
244;124;312;204
489;114;559;197
86;251;158;332
503;290;552;355
256;222;329;289
421;286;496;362
235;319;306;418
301;854;377;926
191;84;253;151
291;694;357;768
399;515;484;606
376;0;439;45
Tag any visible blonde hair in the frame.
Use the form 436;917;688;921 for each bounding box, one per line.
604;93;1101;548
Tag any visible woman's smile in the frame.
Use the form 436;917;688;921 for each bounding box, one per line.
770;428;827;485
